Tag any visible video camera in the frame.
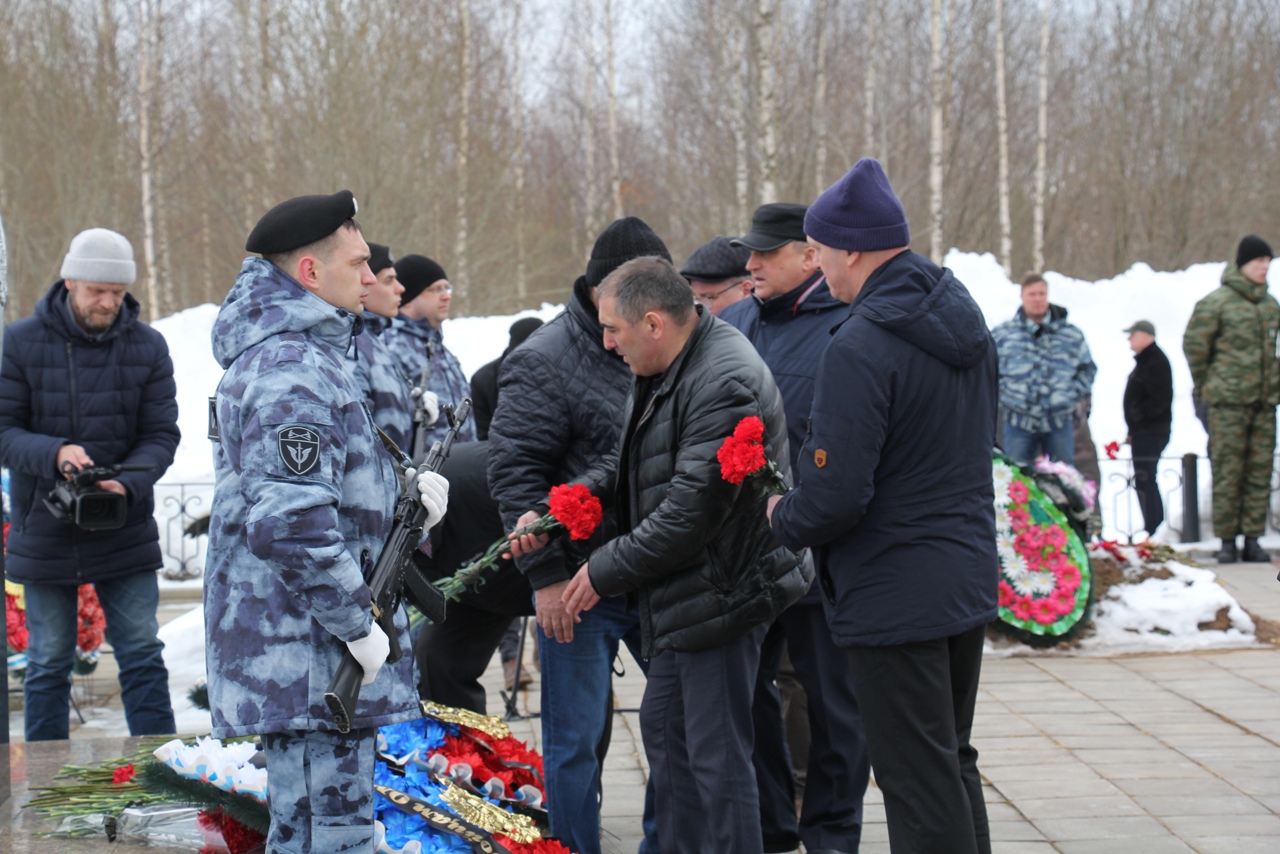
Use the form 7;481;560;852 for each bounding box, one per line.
44;462;155;531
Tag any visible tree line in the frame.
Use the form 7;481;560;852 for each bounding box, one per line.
1;0;1276;324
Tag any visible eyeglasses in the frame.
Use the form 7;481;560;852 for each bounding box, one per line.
693;280;748;305
425;283;453;295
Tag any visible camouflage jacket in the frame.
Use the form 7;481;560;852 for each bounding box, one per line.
385;316;476;447
1182;264;1280;407
349;314;415;454
992;305;1096;432
205;258;418;737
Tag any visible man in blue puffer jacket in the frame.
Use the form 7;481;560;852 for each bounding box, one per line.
770;159;998;854
205;192;449;853
991;273;1096;463
0;227;179;742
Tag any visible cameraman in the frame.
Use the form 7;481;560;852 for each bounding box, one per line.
0;228;179;742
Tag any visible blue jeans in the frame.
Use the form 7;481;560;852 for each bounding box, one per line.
540;595;659;854
23;571;175;741
1003;421;1074;464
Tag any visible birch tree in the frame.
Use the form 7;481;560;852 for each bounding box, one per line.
512;0;528;300
863;0;879;157
755;0;779;204
812;0;829;194
137;0;162;321
605;0;623;220
994;0;1012;276
1033;0;1049;273
928;0;945;264
453;0;472;309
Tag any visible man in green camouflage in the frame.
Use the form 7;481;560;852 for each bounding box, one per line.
1183;235;1277;563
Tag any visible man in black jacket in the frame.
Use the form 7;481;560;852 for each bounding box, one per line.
530;256;810;854
0;227;179;742
471;317;543;441
1123;320;1174;536
769;159;997;854
489;217;670;854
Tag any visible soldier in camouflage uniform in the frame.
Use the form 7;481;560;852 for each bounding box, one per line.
348;242;414;452
205;191;450;853
1183;235;1278;563
385;254;476;450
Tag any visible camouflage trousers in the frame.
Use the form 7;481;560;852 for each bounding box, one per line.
1208;404;1278;538
262;727;377;853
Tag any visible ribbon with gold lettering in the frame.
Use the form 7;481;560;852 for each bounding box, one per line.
374;783;502;854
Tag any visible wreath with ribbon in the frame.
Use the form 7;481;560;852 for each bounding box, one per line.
992;454;1093;645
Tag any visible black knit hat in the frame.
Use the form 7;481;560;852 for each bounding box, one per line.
396;254;448;305
680;237;751;282
367;242;395;274
1237;235;1274;269
246;190;359;254
585;217;672;288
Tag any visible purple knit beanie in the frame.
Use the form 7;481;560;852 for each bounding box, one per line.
804;158;910;251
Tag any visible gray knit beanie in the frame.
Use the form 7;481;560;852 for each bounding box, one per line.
60;228;136;285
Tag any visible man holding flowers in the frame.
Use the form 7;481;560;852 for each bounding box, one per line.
516;256;811;853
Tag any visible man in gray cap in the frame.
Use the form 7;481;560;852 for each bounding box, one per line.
205;191;450;852
681;235;753;314
1123;320;1173;538
0;227;179;742
721;203;867;854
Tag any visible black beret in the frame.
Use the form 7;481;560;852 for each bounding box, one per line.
731;202;809;252
367;242;395;274
245;190;359;255
680;236;751;282
396;254;448;305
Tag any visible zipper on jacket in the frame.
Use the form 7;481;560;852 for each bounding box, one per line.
66;341;81;440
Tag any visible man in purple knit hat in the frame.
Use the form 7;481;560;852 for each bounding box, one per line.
767;158;998;854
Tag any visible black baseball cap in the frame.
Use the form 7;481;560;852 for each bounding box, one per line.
730;203;809;252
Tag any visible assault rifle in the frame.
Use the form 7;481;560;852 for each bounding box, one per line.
324;398;471;733
409;339;437;464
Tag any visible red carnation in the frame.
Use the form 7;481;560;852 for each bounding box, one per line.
717;416;787;494
547;483;605;541
1104;440;1120;460
112;763;136;784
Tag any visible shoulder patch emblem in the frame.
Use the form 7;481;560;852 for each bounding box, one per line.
279;425;321;476
814;449;827;468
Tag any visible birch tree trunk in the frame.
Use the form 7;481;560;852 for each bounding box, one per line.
929;0;945;264
605;0;623;220
257;0;275;212
1033;0;1050;273
812;0;829;195
995;0;1013;276
512;0;528;300
863;0;878;157
453;0;471;309
137;0;161;321
755;0;779;204
731;15;749;227
581;0;599;245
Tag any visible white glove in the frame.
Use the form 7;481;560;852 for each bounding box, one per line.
417;470;450;529
346;621;390;687
411;388;441;426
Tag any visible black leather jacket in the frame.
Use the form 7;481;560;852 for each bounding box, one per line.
577;307;811;656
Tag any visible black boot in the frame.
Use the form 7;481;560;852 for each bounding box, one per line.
1215;538;1238;564
1242;537;1271;563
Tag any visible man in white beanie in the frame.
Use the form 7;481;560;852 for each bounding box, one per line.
0;227;180;741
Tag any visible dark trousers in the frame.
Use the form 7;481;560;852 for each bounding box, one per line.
1131;432;1170;536
416;599;523;714
641;624;766;854
753;604;869;853
847;624;990;854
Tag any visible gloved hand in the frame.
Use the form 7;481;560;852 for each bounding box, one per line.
417;470;449;529
411;388;441;426
346;621;391;687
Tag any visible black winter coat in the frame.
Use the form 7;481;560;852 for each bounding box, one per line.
488;278;632;590
1123;342;1173;436
0;281;179;585
771;251;998;647
577;308;810;657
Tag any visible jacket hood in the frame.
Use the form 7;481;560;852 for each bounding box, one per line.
1221;263;1270;304
37;279;141;344
852;250;991;369
211;257;360;369
1014;302;1068;328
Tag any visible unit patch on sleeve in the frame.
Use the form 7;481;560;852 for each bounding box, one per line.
279;425;322;476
